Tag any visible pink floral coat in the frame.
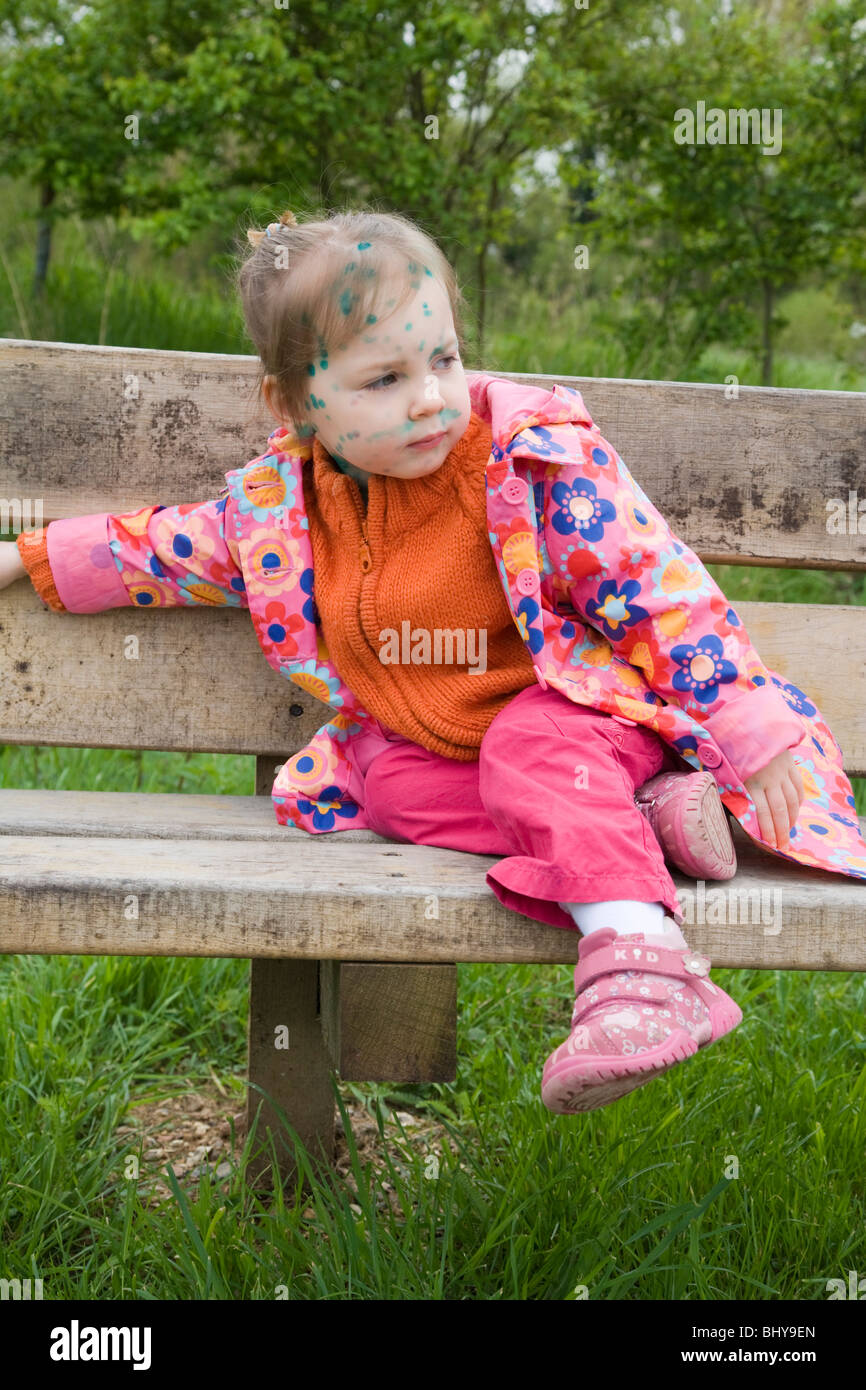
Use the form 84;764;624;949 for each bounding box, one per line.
40;371;866;883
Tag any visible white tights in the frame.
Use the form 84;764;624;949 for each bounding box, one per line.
557;898;688;949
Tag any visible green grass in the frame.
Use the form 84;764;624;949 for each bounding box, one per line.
2;176;866;1299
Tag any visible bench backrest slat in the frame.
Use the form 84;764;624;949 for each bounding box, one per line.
2;340;864;570
1;341;864;770
1;596;863;771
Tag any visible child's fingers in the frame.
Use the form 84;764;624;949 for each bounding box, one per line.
763;784;792;848
783;775;802;836
752;790;778;848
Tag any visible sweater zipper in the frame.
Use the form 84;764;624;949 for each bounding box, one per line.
359;529;372;573
349;483;372;573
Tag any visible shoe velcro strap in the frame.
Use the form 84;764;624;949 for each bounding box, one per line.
572;968;689;1025
575;940;711;996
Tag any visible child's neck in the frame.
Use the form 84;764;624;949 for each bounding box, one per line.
329;452;369;504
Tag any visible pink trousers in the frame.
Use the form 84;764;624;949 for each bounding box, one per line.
354;683;685;933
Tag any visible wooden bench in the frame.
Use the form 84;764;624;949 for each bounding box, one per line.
1;338;865;1187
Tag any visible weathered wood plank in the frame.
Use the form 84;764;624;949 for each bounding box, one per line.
246;757;333;1190
0;788;386;839
246;959;335;1190
0;822;864;968
2;339;864;568
1;593;865;771
320;962;457;1082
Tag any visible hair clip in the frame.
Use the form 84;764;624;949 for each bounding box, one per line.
265;222;282;238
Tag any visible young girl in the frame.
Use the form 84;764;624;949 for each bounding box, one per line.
3;206;862;1117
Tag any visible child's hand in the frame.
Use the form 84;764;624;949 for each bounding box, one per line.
743;749;806;849
0;540;26;591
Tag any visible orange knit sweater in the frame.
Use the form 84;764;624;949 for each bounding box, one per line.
16;529;65;610
16;413;539;760
305;410;538;760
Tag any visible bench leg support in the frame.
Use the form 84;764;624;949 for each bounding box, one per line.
245;958;335;1191
320;962;457;1082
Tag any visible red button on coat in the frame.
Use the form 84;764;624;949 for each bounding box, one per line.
502;477;529;504
516;567;539;595
697;741;722;769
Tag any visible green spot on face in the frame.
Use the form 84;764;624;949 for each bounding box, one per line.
422;303;432;316
342;262;357;275
307;363;315;376
310;395;325;410
357;242;371;250
339;290;355;314
319;358;328;370
405;323;412;331
366;314;377;325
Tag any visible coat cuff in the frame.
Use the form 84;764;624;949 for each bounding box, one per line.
46;514;130;612
16;528;66;611
701;682;804;784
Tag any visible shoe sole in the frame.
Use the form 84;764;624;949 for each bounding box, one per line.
647;772;737;881
541;993;743;1114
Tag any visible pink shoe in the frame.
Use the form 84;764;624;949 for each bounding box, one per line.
541;928;743;1114
634;769;737;880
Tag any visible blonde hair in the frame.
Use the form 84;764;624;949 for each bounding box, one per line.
234;203;475;435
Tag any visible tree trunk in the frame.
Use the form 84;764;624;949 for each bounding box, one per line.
33;180;56;298
476;238;487;363
761;277;774;386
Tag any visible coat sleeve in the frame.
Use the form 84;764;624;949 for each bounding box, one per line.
540;427;805;786
16;489;247;613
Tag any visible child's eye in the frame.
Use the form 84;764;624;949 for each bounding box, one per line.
364;354;459;392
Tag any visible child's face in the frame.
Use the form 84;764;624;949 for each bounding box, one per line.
266;273;472;482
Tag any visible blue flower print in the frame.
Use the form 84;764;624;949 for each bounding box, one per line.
522;424;569;459
550;479;617;542
754;672;817;719
299;567;318;626
325;718;368;746
297;789;362;831
584;578;650;641
670;633;738;706
516;595;545;654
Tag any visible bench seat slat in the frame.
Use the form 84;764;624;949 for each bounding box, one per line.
0;788;372;840
0;805;864;967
